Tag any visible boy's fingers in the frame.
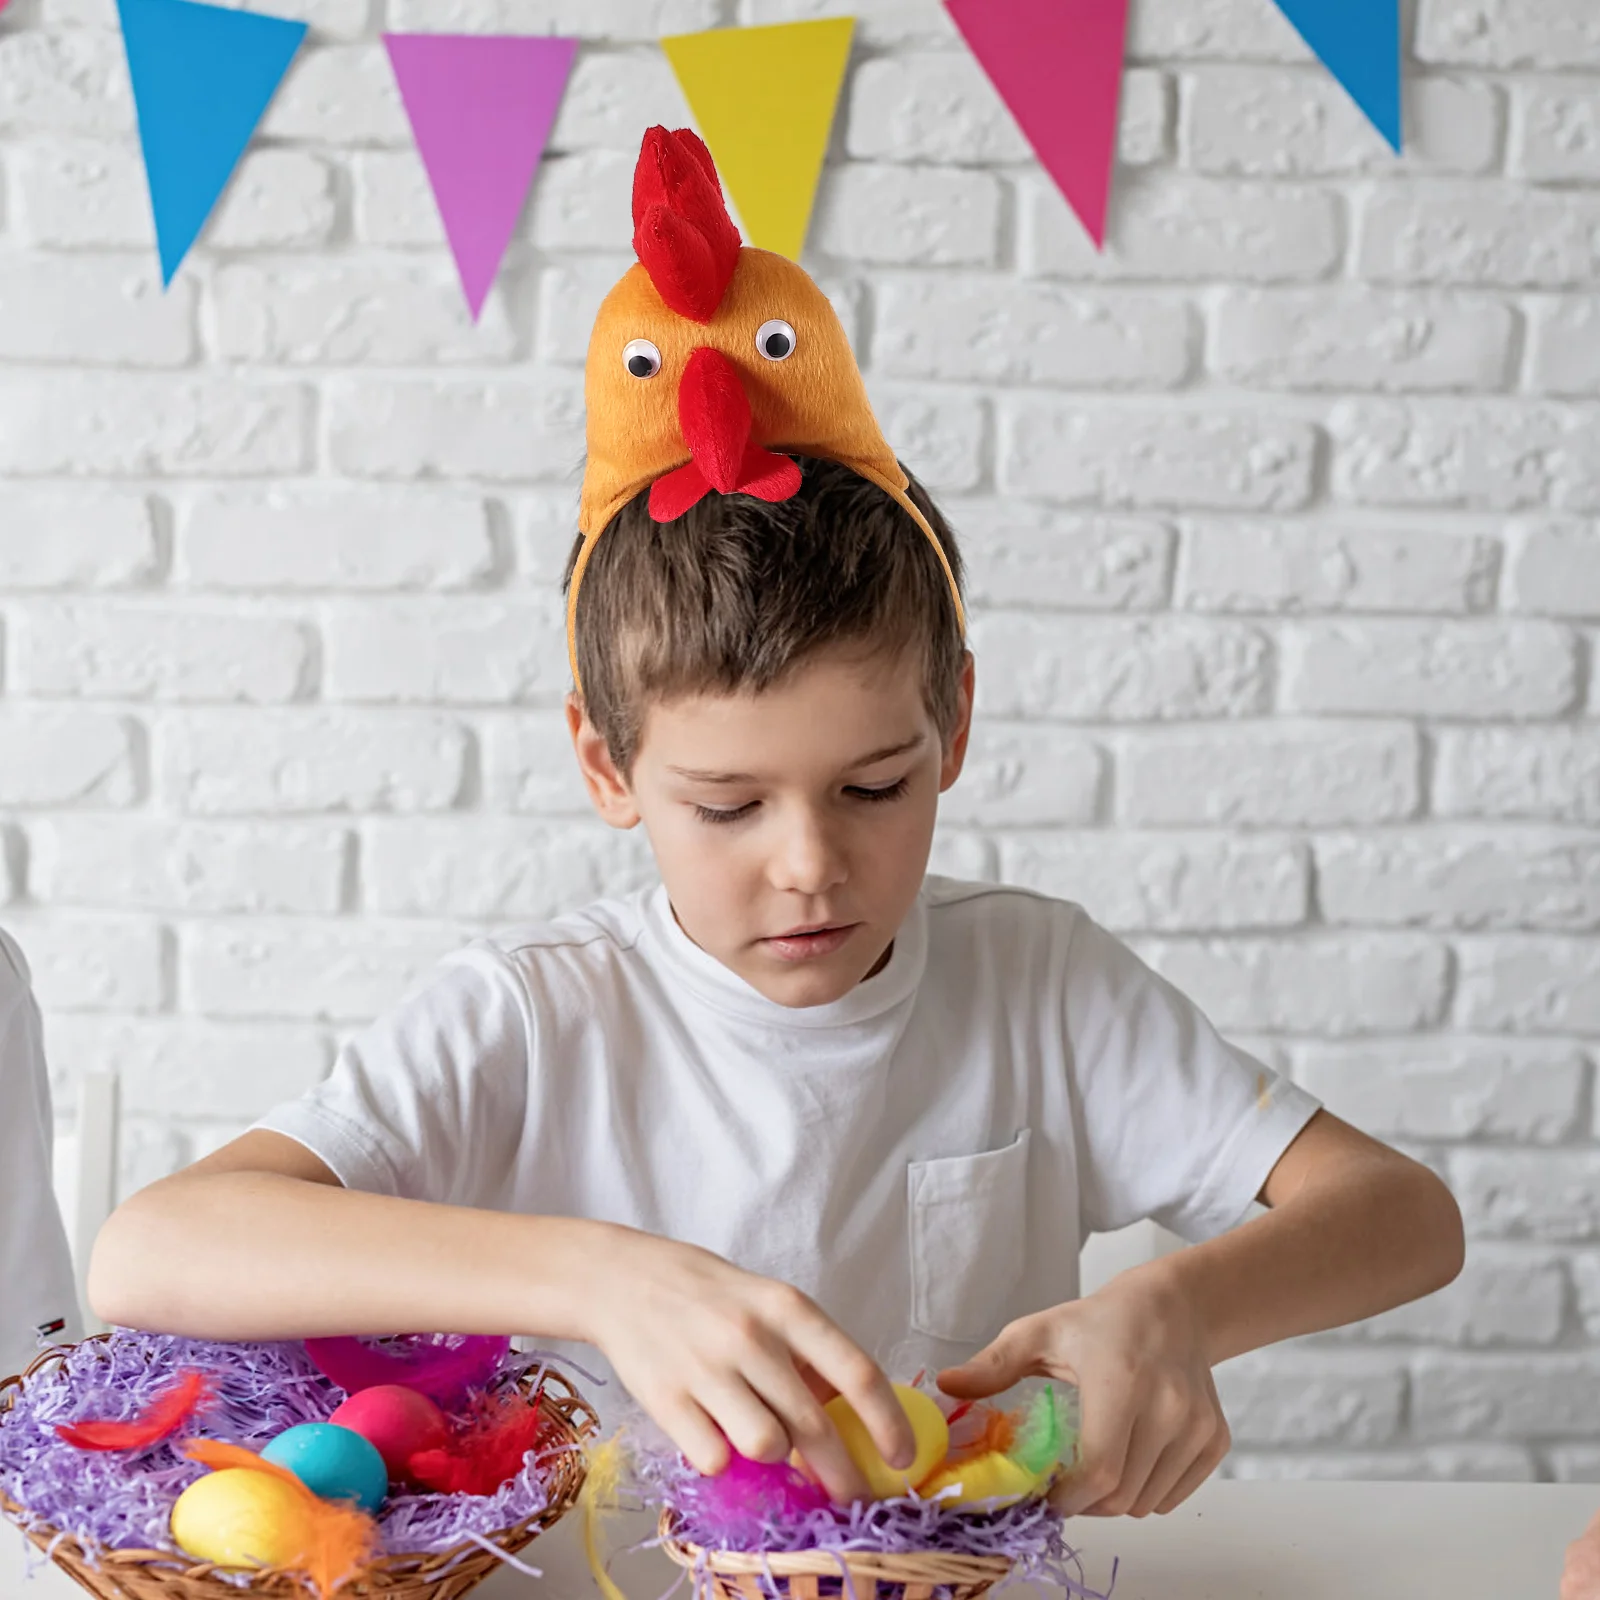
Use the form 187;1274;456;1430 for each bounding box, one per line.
1152;1431;1227;1516
1051;1382;1136;1518
936;1321;1040;1401
740;1354;872;1503
696;1374;798;1466
1080;1411;1164;1517
788;1317;915;1474
659;1395;733;1479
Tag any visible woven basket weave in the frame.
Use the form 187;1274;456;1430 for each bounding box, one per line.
658;1509;1013;1600
0;1336;599;1600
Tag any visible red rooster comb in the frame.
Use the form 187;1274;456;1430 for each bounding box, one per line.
631;126;742;323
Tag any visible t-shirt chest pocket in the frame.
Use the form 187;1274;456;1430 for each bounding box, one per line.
906;1129;1031;1344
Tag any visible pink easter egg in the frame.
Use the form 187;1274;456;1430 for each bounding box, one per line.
329;1385;450;1482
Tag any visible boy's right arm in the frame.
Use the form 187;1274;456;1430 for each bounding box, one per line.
88;1132;912;1501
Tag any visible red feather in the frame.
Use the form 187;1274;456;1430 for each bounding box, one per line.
632;126;741;322
56;1368;214;1452
405;1390;553;1497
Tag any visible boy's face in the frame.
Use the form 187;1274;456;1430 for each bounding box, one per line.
569;644;974;1008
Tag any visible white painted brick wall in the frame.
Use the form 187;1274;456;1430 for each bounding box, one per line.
2;0;1599;1482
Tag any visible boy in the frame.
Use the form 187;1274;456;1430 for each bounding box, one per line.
1;926;82;1379
89;129;1463;1519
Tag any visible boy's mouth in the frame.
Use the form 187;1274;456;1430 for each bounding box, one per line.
762;922;859;961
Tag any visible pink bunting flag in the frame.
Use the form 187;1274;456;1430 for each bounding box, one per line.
945;0;1128;249
384;33;578;319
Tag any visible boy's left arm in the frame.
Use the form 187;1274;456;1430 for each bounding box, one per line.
938;1110;1464;1520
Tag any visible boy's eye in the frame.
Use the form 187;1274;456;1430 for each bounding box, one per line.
849;778;910;803
695;802;755;825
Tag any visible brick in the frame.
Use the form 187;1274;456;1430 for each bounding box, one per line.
1322;1247;1567;1345
1116;68;1170;167
874;276;1193;388
1359;183;1600;288
259;45;409;144
0;827;18;905
387;0;722;36
349;151;440;247
1416;1353;1600;1438
3;914;165;1011
864;386;987;494
160;711;470;814
956;504;1172;612
1137;936;1449;1035
939;723;1103;828
180;920;457;1022
481;712;594;815
537;254;633;365
1316;829;1600;932
518;490;584;587
969;614;1271;722
0;492;158;587
14;603;312;702
1456;937;1600;1034
0;256;194;366
1512;83;1600;182
811;163;1003;267
204;151;338;251
1417;0;1600;68
551;49;688;148
1002;405;1316;510
30;819;348;914
36;0;369;34
0;376;311;476
1209;290;1514;392
211;261;518;365
1183;69;1500;176
1294;1039;1585;1142
525;150;635;251
927;829;994;883
1116;723;1420;827
1527;299;1600;398
1550;1448;1600;1485
0;708;139;806
738;0;956;47
1330;402;1600;512
324;598;567;705
49;1015;330;1119
1025;173;1342;283
11;137;149;248
1127;0;1309;60
1280;620;1578;718
1506;521;1600;617
1226;1446;1536;1482
1436;727;1600;823
1568;1255;1600;1341
1214;1353;1405;1446
178;490;499;590
325;376;584;482
1179;520;1497;614
997;833;1307;932
0;28;129;135
363;819;655;917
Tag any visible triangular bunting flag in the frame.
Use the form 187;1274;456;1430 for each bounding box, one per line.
660;18;853;261
944;0;1127;250
117;0;307;285
385;34;578;320
1270;0;1402;151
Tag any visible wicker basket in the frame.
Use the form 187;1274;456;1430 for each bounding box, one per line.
0;1336;599;1600
658;1509;1013;1600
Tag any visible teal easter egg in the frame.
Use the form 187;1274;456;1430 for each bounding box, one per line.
261;1423;388;1514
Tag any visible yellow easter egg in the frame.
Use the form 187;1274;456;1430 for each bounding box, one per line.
817;1383;949;1500
920;1450;1048;1508
171;1468;313;1569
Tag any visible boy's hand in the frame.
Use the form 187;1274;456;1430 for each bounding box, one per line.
580;1227;915;1504
1562;1509;1600;1600
937;1265;1228;1519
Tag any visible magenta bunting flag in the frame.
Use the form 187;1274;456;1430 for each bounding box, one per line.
944;0;1128;249
384;33;578;319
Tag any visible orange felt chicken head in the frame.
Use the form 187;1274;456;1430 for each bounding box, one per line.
567;126;966;688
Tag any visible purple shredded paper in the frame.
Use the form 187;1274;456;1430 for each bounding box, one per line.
621;1428;1116;1600
0;1329;584;1587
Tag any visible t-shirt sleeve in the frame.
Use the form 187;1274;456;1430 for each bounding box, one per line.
1061;911;1321;1243
252;944;532;1210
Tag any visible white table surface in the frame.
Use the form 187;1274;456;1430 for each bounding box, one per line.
6;1481;1594;1600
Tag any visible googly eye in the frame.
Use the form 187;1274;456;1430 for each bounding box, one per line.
755;320;796;362
623;339;662;379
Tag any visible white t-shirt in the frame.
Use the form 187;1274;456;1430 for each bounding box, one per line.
0;928;82;1380
257;877;1319;1415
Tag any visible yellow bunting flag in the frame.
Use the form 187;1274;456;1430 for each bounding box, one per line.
660;17;854;261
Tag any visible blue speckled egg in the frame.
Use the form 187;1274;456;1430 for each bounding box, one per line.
261;1423;388;1514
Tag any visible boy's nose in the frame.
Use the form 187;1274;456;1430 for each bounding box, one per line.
769;813;848;895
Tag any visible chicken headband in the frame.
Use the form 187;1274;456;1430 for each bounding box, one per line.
569;126;967;692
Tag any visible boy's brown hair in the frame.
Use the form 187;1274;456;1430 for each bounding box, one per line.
563;456;967;777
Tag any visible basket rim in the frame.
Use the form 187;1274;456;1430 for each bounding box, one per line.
656;1508;1014;1583
0;1332;600;1586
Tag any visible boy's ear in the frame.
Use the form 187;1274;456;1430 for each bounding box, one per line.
938;651;976;792
566;692;641;828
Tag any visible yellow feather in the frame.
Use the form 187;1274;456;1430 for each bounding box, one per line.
579;1438;630;1600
